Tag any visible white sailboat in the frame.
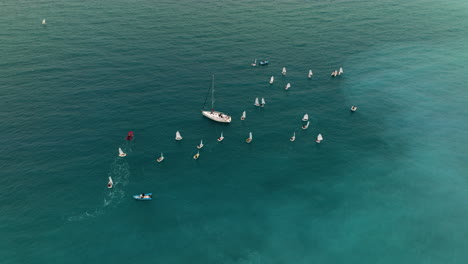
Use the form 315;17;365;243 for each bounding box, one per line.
42;19;46;25
308;70;313;78
261;98;266;107
302;121;310;130
107;177;113;189
339;67;344;75
285;83;291;90
254;97;260;106
251;59;257;66
241;111;246;120
193;151;200;160
351;106;357;112
201;75;232;123
282;67;287;76
156;152;164;162
246;132;252;143
290;132;296;142
175;131;183;140
118;148;127;157
196;139;204;149
316;133;323;143
331;70;338;77
217;132;224;142
302;114;309;121
269;76;274;84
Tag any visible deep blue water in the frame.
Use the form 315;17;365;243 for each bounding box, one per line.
1;0;468;263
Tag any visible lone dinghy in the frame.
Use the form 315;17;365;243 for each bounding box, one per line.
246;132;252;143
156;152;164;162
282;67;287;76
251;59;257;67
193;151;200;160
42;19;46;25
118;148;127;157
290;132;296;142
285;83;291;90
308;70;313;78
316;134;323;143
196;139;204;149
107;177;113;189
302;114;309;122
302;121;310;130
351;106;357;112
269;76;274;84
217;132;224;142
176;131;183;140
241;111;246;120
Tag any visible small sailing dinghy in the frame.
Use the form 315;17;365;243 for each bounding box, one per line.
259;60;269;65
175;131;183;140
107;177;113;189
156;152;164;162
241;111;246;120
260;98;266;107
308;70;313;78
217;132;224;142
302;121;310;130
201;75;232;123
282;67;287;76
339;67;344;75
331;70;338;77
351;106;357;112
316;134;323;143
196;139;204;149
193;151;200;160
246;132;253;143
290;132;296;142
302;114;309;122
285;83;291;90
118;148;127;157
42;19;46;25
251;59;257;67
269;76;274;84
254;97;260;107
133;193;152;200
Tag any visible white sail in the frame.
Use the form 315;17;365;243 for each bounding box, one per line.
339;67;343;74
269;76;274;84
157;152;164;162
261;98;266;107
302;114;309;121
302;121;310;130
42;19;46;25
197;139;204;149
285;83;291;90
282;67;287;76
217;132;224;142
118;147;126;157
308;70;313;78
175;131;183;140
107;177;113;188
241;111;246;120
254;97;260;106
251;59;257;66
316;133;323;143
249;132;252;139
290;132;296;142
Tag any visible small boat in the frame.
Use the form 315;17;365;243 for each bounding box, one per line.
260;98;266;107
302;121;310;130
331;70;338;77
193;151;200;160
302;114;309;122
201;75;232;123
126;131;134;141
156;152;164;162
254;97;260;107
339;67;344;75
241;111;246;120
42;19;46;25
350;106;357;112
285;83;291;90
316;133;323;143
269;76;274;84
259;60;269;65
246;132;253;143
107;177;113;189
251;58;257;67
308;70;313;78
196;139;204;149
282;67;287;76
175;131;183;140
133;193;152;200
118;148;127;157
290;132;296;142
217;132;224;142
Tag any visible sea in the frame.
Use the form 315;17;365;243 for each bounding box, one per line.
1;0;467;263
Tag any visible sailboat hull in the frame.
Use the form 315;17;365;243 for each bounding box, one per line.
201;110;232;123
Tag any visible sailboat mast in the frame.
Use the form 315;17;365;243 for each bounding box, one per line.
211;75;215;111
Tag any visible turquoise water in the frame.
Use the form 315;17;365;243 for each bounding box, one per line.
1;0;468;263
